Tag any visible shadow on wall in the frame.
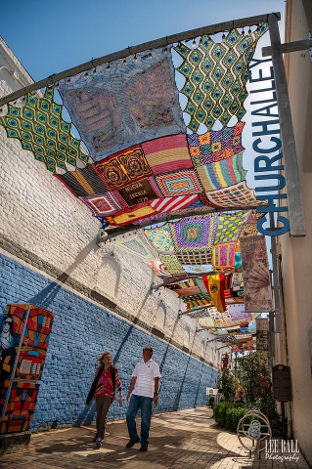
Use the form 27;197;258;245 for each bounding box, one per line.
28;240;97;309
74;265;155;426
193;337;210;407
74;399;96;427
113;267;154;364
2;239;217;428
92;252;121;301
172;329;197;411
159;313;180;372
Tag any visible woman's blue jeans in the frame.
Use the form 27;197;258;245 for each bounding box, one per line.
126;394;153;446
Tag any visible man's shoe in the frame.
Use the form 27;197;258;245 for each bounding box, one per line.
93;434;98;442
95;437;102;448
139;445;148;452
126;437;140;448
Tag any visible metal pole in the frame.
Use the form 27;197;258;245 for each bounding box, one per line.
269;212;282;333
179;304;214;318
269;312;275;367
267;13;305;237
151;272;215;290
0;304;32;422
216;345;231;351
0;13;280;108
207;337;222;343
262;39;312;57
98;205;266;244
281;402;286;441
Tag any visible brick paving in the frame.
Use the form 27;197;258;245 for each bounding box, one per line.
0;407;309;468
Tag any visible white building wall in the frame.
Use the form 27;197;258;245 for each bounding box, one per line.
278;1;312;465
0;36;220;370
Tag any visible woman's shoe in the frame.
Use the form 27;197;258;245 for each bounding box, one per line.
95;437;102;448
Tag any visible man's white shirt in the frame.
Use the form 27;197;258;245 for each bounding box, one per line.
132;359;161;398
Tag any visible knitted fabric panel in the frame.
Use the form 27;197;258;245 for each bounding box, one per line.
174;24;268;131
0;88;90;173
59;47;186;160
158;254;186;274
212;211;250;245
187;122;245;166
169;215;215;251
144;225;174;253
205;181;266;208
116;230;158;260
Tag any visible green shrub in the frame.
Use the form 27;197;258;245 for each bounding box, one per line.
213;401;233;427
213;401;249;431
226;406;248;432
213;402;220;421
233;402;245;408
259;397;281;435
209;395;215;407
217;369;239;401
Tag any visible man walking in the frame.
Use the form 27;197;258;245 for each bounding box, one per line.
126;345;160;452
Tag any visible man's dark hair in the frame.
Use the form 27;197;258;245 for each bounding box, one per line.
144;346;153;355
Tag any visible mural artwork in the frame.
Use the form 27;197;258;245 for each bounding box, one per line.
0;304;54;433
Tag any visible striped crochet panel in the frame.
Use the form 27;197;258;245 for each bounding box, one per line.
142;134;193;174
182;293;213;310
212;242;237;270
55;165;108;197
196;152;247;191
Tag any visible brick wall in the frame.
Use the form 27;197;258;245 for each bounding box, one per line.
0;253;219;429
0;38;221;430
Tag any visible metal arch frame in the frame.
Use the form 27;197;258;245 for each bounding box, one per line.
0;13;280;108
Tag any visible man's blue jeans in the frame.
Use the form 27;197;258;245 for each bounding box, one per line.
126;394;153;446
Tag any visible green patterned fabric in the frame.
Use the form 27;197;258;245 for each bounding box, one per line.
116;230;158;260
144;225;174;253
174;24;268;131
0;88;90;173
159;254;186;274
212;211;250;244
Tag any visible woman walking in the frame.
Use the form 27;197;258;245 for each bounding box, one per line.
86;351;123;448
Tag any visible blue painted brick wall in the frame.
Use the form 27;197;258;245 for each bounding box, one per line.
0;253;219;430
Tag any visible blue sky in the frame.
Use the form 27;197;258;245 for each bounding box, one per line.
1;0;287;267
2;0;285;81
1;0;285;236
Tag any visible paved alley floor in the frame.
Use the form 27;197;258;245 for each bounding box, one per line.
0;407;310;468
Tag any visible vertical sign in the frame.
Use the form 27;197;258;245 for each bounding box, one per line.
272;364;292;402
256;317;269;351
